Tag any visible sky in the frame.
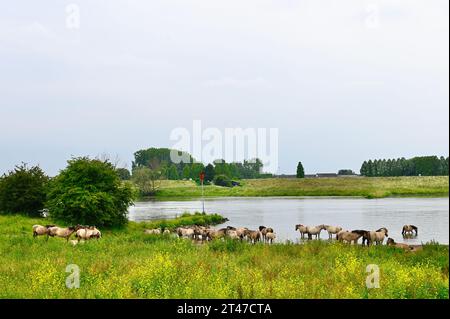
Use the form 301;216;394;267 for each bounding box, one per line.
0;0;448;176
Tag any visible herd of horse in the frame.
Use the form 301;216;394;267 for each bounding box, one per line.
32;224;101;245
170;225;276;244
32;221;421;250
144;223;420;249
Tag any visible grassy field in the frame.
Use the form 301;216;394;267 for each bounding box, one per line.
153;176;449;199
0;215;448;299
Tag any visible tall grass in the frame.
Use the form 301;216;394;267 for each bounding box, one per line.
0;215;448;299
154;176;449;198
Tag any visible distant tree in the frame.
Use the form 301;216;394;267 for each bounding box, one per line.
132;167;162;196
46;157;134;227
296;162;305;178
116;168;131;180
190;163;205;181
182;165;191;180
361;155;449;177
0;163;49;216
214;160;232;179
338;169;354;175
360;161;368;176
411;156;441;176
366;160;374;177
440;156;449;175
167;164;179;180
204;164;215;182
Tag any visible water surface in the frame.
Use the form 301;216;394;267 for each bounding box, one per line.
129;197;449;244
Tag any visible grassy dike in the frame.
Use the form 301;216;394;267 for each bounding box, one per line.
153;176;449;199
0;214;448;299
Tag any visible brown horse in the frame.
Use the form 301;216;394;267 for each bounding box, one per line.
244;229;261;244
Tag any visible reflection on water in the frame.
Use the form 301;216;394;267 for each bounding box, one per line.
129;197;449;244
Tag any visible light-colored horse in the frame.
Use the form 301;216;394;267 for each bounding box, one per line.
144;228;161;235
32;224;55;238
337;230;364;244
176;227;195;239
295;224;308;239
259;226;274;242
324;225;343;239
306;225;326;239
367;227;388;245
206;228;227;240
47;226;76;241
265;232;276;244
402;225;418;236
386;238;410;250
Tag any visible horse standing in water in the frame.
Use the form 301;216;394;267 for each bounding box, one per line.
306;225;326;240
295;224;308;239
402;225;418;237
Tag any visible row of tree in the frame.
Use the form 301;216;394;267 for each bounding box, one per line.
131;147;269;182
360;156;449;177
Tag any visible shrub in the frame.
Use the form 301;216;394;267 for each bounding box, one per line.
213;174;233;187
46;157;135;227
0;163;49;216
116;168;131;180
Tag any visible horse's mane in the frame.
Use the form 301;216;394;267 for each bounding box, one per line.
376;227;387;232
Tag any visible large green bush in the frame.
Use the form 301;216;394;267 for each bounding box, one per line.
46;157;135;227
0;163;49;216
213;174;232;187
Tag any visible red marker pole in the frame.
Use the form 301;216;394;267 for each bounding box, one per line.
200;172;205;213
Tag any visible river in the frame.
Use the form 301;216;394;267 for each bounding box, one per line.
128;197;449;244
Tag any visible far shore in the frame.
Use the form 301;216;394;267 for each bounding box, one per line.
144;176;449;200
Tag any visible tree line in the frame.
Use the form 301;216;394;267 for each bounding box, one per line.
131;147;270;183
360;156;449;177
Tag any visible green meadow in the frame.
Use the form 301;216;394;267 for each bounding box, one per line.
153;176;449;199
0;215;448;299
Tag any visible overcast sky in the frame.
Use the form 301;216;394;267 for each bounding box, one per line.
0;0;448;175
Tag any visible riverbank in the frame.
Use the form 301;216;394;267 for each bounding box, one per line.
152;176;449;199
0;215;448;299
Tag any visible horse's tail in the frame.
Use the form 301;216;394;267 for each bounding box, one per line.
412;225;418;234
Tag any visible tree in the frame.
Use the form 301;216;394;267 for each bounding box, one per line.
204;164;215;182
338;169;354;175
366;160;374;177
440;156;449;175
361;155;449;177
132;166;163;196
0;163;49;216
46;157;134;227
116;168;131;180
190;163;205;181
182;165;191;180
168;164;179;180
296;162;305;178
